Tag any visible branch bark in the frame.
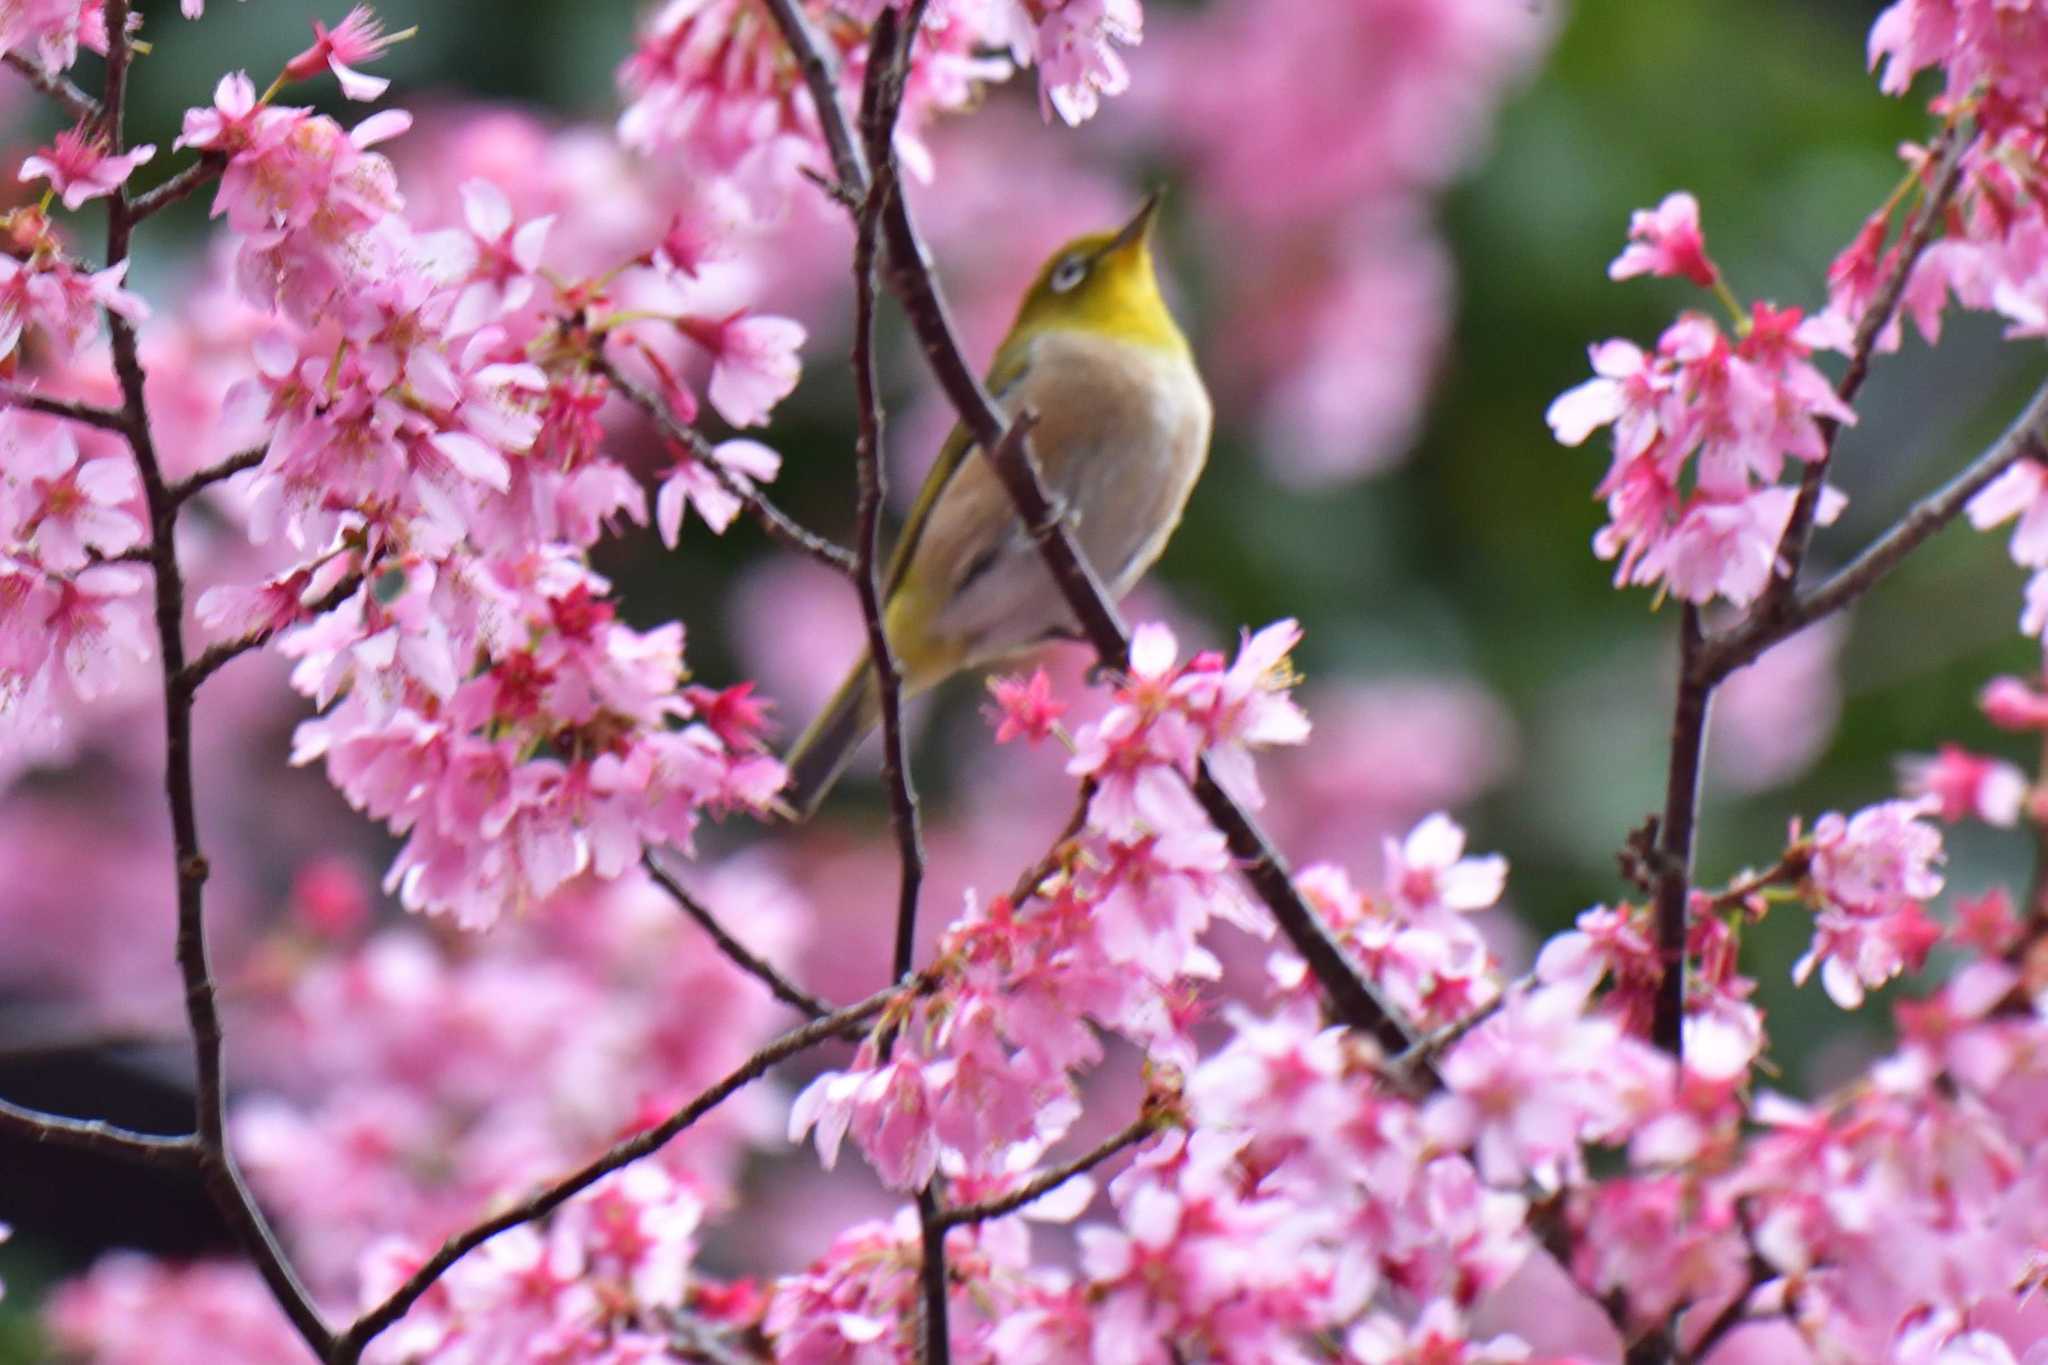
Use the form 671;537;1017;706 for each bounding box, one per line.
99;5;334;1351
0;1096;200;1167
596;351;857;575
642;851;834;1019
935;1112;1156;1229
3;50;99;122
1756;122;1976;621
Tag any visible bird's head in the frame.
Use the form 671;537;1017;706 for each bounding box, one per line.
1008;192;1186;354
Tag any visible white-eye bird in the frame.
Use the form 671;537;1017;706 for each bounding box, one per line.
783;193;1212;817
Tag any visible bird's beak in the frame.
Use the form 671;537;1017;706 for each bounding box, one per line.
1101;189;1164;258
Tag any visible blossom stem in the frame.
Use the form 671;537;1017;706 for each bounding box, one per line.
641;851;836;1019
330;986;900;1363
97;5;335;1352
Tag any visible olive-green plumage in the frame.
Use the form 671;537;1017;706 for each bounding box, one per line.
783;195;1212;817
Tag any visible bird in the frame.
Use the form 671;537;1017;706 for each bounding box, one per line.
782;191;1212;818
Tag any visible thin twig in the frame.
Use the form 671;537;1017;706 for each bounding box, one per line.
594;351;857;575
1700;376;2048;681
641;851;834;1019
759;0;870;197
169;446;265;507
99;4;334;1351
331;986;899;1363
129;152;227;222
850;16;950;1361
178;570;366;693
1757;123;1978;620
0;384;130;433
936;1112;1156;1229
851;8;926;987
1005;780;1093;906
3;50;99;122
0;1096;200;1167
1651;606;1710;1058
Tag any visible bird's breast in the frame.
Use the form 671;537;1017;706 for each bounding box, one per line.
1009;329;1213;593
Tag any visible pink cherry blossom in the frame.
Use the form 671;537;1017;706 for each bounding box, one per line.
18;123;156;209
986;667;1066;745
280;5;413;101
1608;191;1720;288
1900;745;2029;827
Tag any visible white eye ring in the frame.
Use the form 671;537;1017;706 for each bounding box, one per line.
1049;255;1088;294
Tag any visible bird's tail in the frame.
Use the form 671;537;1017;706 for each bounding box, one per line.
781;655;881;821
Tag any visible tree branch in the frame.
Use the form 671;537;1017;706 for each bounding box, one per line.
936;1111;1156;1229
1757;122;1977;620
758;0;870;197
129;152;227;223
1700;375;2048;682
98;5;334;1351
3;50;99;123
0;383;130;433
1651;606;1711;1058
178;569;366;694
595;351;857;576
851;8;927;988
169;446;265;508
331;986;899;1363
641;851;834;1019
0;1096;200;1167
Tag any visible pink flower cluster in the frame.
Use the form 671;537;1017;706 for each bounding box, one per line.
0;0;106;76
146;47;805;922
1792;798;1947;1009
791;620;1311;1192
618;0;1140;201
0;412;153;765
360;1164;709;1363
229;865;797;1291
1549;198;1856;607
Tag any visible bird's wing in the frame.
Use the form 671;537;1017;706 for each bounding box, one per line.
882;337;1035;600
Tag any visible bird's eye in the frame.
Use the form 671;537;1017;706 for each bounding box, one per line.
1049;254;1088;294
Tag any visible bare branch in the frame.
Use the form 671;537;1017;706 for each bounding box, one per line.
1758;123;1977;619
936;1112;1157;1229
758;0;870;198
332;986;899;1363
1651;606;1710;1058
3;50;99;122
594;351;857;575
0;1095;200;1167
1701;375;2048;682
851;8;928;988
178;569;366;694
130;152;227;223
170;446;266;508
642;851;835;1019
97;6;334;1351
0;383;130;433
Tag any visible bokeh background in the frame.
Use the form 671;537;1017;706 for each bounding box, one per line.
4;0;2043;1355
